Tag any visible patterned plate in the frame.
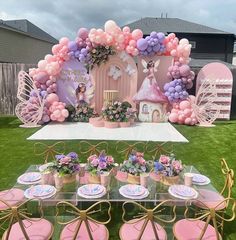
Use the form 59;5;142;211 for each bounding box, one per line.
192;174;210;184
38;163;54;172
170;185;196;198
79;184;104;196
28;185;55;197
18;172;41;183
120;184;146;196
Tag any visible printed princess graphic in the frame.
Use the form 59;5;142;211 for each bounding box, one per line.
133;59;168;122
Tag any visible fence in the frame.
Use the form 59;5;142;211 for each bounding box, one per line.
0;63;36;115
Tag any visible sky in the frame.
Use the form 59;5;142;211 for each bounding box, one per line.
0;0;236;40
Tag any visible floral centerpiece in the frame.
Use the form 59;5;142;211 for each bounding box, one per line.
120;151;151;184
102;101;136;128
154;154;183;185
66;103;98;122
50;152;80;186
87;151;115;183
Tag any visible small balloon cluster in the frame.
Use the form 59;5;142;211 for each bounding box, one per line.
168;96;197;125
137;31;165;56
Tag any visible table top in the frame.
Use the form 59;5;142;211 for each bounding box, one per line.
10;165;221;205
27;122;188;142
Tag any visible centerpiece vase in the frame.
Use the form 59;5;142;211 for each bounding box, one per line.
160;174;180;186
119;121;131;128
127;173;140;184
104;121;119;128
88;173;101;184
62;173;77;184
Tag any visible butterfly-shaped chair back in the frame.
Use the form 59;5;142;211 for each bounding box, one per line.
220;158;234;204
56;200;111;240
0;199;49;240
183;198;236;240
121;200;176;240
116;141;147;159
34;141;66;164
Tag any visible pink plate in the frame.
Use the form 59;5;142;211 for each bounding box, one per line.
170;185;196;197
28;185;55;197
19;172;41;182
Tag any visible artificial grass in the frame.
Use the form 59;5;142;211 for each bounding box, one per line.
0;116;235;239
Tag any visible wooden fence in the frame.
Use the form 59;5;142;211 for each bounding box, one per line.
0;63;36;115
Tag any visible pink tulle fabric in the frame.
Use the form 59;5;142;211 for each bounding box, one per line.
133;77;168;103
173;219;220;240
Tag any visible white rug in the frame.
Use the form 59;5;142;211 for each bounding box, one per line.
27;122;188;142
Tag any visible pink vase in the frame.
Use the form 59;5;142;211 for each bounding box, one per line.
119;121;131;128
90;117;104;127
104;121;119;128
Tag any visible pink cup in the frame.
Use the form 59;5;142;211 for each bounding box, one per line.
41;172;54;185
184;173;193;186
79;163;86;177
140;173;149;188
100;172;110;187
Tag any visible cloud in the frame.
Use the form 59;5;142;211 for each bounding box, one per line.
0;0;236;40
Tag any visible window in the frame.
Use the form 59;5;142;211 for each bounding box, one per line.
142;104;149;114
189;41;196;49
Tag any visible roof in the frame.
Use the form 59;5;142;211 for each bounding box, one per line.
126;17;234;35
0;19;58;44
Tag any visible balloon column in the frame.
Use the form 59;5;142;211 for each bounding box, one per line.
27;19;195;125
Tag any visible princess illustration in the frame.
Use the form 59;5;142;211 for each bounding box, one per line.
133;59;168;103
76;83;87;105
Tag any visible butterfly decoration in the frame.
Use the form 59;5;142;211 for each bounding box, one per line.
192;78;220;127
125;64;136;76
119;51;129;62
142;59;160;73
108;65;122;80
15;71;45;128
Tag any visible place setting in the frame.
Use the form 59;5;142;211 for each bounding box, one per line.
17;172;42;185
119;184;149;199
77;184;107;199
24;184;57;199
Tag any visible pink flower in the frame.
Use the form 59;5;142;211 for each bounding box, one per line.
159;155;170;165
107;156;114;164
59;156;71;165
172;160;183;171
136;152;144;158
91;158;99;167
88;155;97;162
138;157;146;165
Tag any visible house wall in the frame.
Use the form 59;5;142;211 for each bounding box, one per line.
0;28;55;64
174;33;234;63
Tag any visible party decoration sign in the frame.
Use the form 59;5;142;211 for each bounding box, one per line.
57;59;94;106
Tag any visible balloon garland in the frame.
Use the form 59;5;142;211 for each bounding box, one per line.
28;20;195;125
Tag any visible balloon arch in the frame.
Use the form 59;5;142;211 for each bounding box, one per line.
27;20;197;125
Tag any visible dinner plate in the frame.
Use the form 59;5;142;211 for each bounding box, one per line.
192;174;210;185
77;185;106;199
170;185;196;197
24;186;56;199
17;172;41;184
119;188;149;200
120;184;146;196
79;184;104;196
168;185;198;200
27;185;55;197
39;162;54;172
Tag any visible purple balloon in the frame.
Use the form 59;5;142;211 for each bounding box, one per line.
157;32;165;42
147;46;152;53
68;41;77;51
150;31;157;38
169;87;175;93
175;85;182;92
77;28;89;40
153;44;160;52
137;38;148;51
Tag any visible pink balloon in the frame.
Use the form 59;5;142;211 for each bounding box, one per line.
179;100;191;110
53;109;61;118
57;116;65;122
104;20;117;33
129;39;136;47
169;113;178;122
184;118;192;125
50;114;57;121
123;26;130;33
61;109;69;118
38;60;47;70
59;37;69;45
183;109;191;117
46;93;59;104
131;29;143;40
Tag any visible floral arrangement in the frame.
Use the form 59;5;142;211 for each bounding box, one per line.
102;101;135;122
154;154;183;177
87;151;115;175
66;103;98;122
89;46;116;69
120;151;151;176
50;152;80;176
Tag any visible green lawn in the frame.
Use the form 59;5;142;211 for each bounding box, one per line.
0;116;236;239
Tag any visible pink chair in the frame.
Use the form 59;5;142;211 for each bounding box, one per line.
56;200;111;240
0;188;24;210
119;200;176;240
0;198;54;240
173;198;236;240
